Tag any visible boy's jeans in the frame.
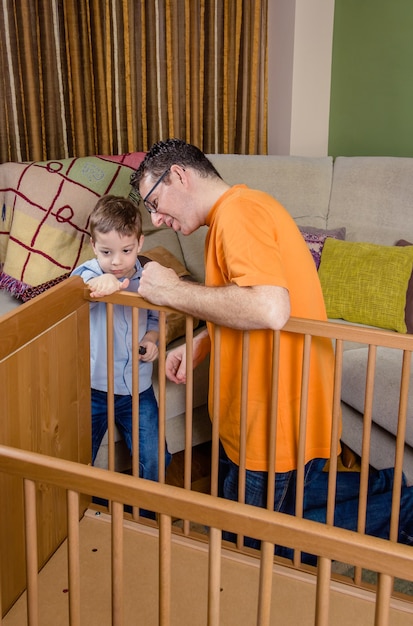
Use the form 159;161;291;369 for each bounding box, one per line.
91;386;172;481
219;446;413;563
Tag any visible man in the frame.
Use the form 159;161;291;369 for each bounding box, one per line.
131;138;413;558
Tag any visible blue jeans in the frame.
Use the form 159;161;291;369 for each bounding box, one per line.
219;446;413;564
91;386;172;482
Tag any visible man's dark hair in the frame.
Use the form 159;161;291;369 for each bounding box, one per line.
130;138;222;190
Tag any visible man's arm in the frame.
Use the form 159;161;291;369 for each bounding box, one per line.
138;262;290;331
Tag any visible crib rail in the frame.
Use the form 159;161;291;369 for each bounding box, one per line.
0;444;413;626
2;277;413;622
90;289;413;589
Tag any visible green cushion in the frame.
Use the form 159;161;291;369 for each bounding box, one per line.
318;238;413;333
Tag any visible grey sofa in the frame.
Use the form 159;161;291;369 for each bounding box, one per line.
1;154;413;482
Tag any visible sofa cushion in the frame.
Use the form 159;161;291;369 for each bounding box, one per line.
319;238;413;333
207;154;333;229
299;226;346;269
341;347;413;447
0;153;145;296
327;156;413;245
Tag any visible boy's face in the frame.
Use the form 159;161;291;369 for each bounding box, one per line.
91;230;143;279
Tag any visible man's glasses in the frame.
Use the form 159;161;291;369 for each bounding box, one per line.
142;169;170;214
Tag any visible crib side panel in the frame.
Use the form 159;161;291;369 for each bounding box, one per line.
0;277;91;615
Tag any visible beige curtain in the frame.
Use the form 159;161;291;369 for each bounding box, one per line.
0;0;267;162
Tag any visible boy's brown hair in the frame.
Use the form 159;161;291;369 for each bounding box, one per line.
89;195;143;241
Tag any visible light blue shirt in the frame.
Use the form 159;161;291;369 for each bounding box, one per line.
71;258;158;395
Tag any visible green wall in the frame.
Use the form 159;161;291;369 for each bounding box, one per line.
329;0;413;157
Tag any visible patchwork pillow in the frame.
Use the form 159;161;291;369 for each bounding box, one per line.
0;152;145;296
318;238;413;333
299;226;346;269
18;271;72;302
395;239;413;334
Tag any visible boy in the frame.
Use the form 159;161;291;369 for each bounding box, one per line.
72;195;171;482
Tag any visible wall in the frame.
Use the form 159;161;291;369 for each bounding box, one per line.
329;0;413;157
267;0;335;156
268;0;413;158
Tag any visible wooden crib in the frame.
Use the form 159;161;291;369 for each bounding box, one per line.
1;277;413;626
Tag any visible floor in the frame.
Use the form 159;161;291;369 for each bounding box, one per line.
4;510;413;626
166;440;212;493
166;443;413;599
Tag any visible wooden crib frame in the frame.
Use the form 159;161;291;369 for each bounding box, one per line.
1;277;413;625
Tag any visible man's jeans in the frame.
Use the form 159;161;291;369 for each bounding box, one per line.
91;386;172;481
219;446;413;563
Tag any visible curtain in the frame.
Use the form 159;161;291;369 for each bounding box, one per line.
0;0;267;162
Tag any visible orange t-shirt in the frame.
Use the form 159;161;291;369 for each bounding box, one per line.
205;185;338;473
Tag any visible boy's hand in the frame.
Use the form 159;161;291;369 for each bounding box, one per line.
88;274;130;297
139;341;158;362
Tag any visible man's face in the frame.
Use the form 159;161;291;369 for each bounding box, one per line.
139;166;199;235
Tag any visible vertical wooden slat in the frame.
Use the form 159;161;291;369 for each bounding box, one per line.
237;331;249;549
326;339;344;525
238;331;250;504
266;330;280;511
184;316;194;491
315;557;331;626
24;478;39;626
354;344;377;585
157;310;168;485
207;527;222;625
106;303;116;473
374;573;392;626
183;316;194;536
294;333;311;567
0;536;2;622
131;307;140;521
257;541;274;626
210;326;222;498
112;500;124;626
67;489;80;626
131;307;140;478
159;513;172;626
358;345;377;521
389;349;411;541
256;329;281;626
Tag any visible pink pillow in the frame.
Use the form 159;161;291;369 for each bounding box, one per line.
299;226;346;269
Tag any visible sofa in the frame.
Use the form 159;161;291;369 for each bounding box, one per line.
1;153;413;482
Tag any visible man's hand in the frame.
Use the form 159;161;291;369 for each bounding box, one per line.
166;329;210;384
165;345;187;383
138;261;180;305
88;274;130;297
